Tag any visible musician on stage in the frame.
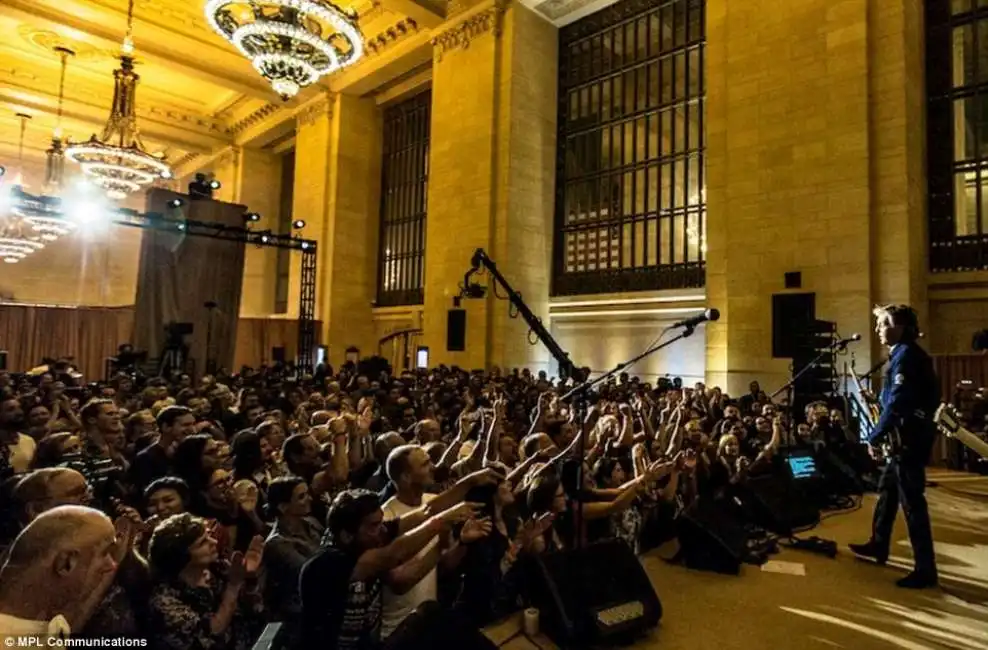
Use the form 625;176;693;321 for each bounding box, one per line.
849;304;939;588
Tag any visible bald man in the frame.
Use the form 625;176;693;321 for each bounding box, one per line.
0;505;120;638
12;468;91;526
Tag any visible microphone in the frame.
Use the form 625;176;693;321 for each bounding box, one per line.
670;308;720;329
835;333;862;348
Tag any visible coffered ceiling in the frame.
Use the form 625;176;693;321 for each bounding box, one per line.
0;0;442;176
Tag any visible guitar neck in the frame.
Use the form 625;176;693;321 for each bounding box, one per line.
947;425;988;459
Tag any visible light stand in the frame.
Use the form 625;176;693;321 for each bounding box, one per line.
560;324;698;549
204;301;218;375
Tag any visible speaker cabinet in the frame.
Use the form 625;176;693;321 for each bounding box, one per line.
527;539;662;646
446;309;466;352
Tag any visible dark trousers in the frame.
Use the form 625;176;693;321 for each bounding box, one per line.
871;455;937;575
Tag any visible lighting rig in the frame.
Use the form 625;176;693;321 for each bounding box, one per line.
12;186;319;373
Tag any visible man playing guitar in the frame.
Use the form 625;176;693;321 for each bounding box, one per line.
849;304;939;589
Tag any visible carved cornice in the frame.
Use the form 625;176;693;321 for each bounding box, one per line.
295;93;335;127
227;103;280;137
216;145;242;168
365;19;420;56
431;1;506;61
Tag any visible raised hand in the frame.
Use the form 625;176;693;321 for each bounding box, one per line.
111;514;137;563
233;480;259;513
736;456;751;474
460;517;493;544
357;407;374;433
466;467;500;487
438;501;482;527
243;535;264;574
228;551;247;587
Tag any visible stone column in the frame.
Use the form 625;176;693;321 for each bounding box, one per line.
322;94;383;366
235;148;282;316
704;0;927;395
289;91;334;329
423;0;557;373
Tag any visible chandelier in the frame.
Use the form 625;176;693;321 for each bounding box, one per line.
0;115;47;263
66;0;171;200
44;46;74;196
205;0;364;100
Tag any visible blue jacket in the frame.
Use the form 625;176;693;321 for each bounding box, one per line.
869;341;939;445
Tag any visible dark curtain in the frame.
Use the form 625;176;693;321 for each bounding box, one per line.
0;305;133;380
133;189;247;374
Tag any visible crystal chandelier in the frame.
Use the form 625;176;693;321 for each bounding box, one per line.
44;46;74;195
66;0;171;200
0;115;47;263
205;0;364;100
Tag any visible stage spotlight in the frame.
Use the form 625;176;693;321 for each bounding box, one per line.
243;212;261;223
292;219;305;229
160;169;173;180
177;222;187;231
260;233;270;244
209;179;222;190
300;241;310;250
167;198;185;209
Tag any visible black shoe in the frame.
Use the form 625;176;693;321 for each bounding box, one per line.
896;571;938;589
848;541;888;565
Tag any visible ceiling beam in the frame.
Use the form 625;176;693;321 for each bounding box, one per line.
0;87;224;154
377;0;445;28
331;31;434;96
0;0;279;102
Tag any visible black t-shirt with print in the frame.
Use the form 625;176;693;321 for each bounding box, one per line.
299;519;400;650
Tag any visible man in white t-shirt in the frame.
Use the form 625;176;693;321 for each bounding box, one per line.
379;445;489;639
1;398;35;474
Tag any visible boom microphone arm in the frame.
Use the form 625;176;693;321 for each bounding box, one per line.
461;248;579;381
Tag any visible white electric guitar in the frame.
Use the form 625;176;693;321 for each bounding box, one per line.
933;403;988;459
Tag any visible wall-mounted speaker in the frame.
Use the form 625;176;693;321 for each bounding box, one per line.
446;309;466;352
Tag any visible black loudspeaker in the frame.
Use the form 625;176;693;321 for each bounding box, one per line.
384;601;497;650
527;539;662;646
745;473;821;536
772;292;815;358
676;497;747;575
271;347;286;364
446;309;466;352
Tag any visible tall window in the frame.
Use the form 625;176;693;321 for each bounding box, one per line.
553;0;705;296
377;91;431;306
928;1;988;270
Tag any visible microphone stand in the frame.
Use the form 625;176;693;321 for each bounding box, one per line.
560;324;698;550
771;341;855;420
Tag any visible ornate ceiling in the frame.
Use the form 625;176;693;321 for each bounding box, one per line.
0;0;444;178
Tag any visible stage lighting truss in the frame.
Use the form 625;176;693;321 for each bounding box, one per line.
205;0;364;100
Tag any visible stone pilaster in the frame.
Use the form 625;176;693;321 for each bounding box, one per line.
704;0;926;395
423;0;556;372
235;148;282;316
288;91;334;325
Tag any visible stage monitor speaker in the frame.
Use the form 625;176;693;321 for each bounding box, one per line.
446;309;466;352
676;497;747;575
745;473;821;536
527;539;662;647
772;292;815;358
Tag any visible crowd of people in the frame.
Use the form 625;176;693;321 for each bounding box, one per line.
0;358;863;649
